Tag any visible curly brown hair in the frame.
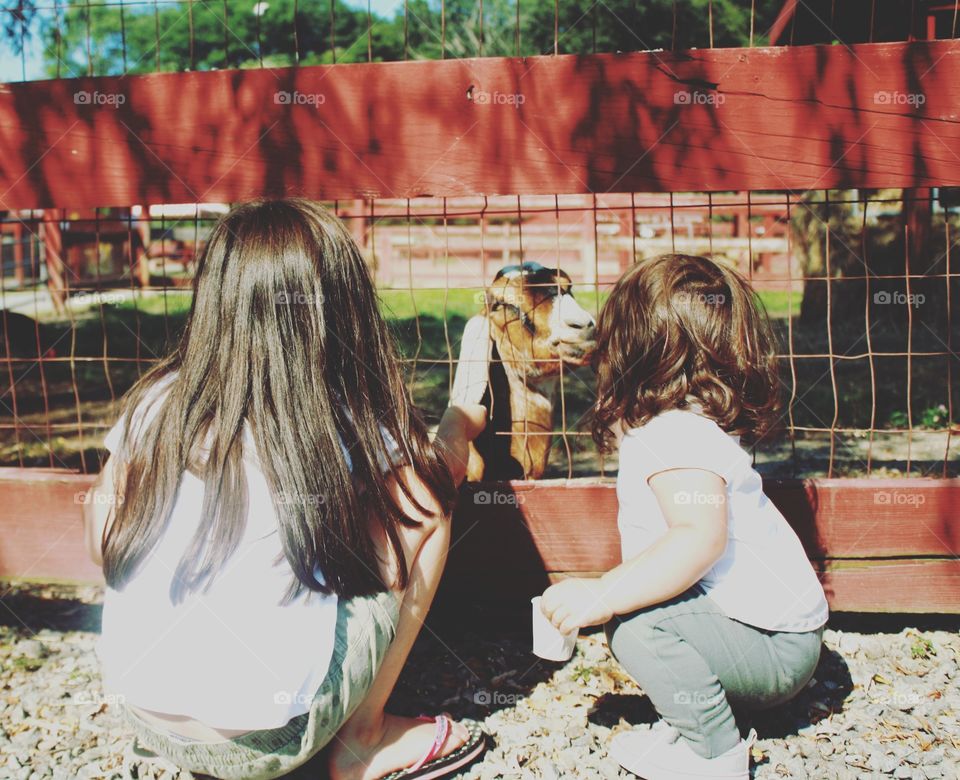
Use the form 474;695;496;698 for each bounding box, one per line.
591;254;783;453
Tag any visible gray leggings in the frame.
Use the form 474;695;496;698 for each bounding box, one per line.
604;586;824;759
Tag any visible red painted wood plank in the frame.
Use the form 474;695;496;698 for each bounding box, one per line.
439;560;960;614
815;559;960;614
1;41;960;209
451;481;621;574
770;479;960;559
3;473;959;612
0;469;101;583
450;479;960;570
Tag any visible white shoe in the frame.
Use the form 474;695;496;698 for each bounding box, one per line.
609;722;756;780
608;720;681;772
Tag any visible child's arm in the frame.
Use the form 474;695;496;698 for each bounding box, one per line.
372;405;486;589
82;457;124;568
600;468;729;611
540;468;728;635
432;404;487;486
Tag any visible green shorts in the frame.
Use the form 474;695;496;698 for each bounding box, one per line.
120;589;401;780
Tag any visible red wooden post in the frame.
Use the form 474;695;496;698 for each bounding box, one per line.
39;210;67;315
12;222;24;286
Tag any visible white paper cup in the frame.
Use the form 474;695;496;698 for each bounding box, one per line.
531;596;577;661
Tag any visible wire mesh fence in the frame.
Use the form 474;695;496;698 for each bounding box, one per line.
0;1;773;80
0;1;957;479
1;190;957;478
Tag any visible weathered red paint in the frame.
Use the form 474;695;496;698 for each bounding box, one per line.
1;41;959;209
2;471;958;612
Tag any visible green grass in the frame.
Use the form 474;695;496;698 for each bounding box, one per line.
4;284;954;474
105;286;800;323
114;291;193;317
114;288;486;322
757;290;803;319
378;288;485;321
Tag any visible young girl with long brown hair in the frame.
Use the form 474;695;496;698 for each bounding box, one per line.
539;254;828;780
84;198;489;780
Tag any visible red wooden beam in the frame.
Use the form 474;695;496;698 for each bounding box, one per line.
1;41;960;210
450;479;960;567
0;469;102;583
814;559;960;614
2;471;958;612
440;559;960;614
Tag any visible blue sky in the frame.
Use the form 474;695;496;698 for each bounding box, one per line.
0;0;406;82
0;26;45;82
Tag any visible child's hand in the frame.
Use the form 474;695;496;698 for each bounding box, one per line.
442;403;487;442
540;578;614;635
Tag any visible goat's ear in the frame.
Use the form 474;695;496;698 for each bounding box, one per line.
483;290;497;312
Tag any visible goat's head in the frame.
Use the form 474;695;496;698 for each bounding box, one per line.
484;262;596;381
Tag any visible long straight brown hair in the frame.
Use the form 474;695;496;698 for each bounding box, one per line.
102;198;456;605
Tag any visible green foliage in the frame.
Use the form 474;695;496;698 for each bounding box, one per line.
571;663;596;683
11;656;44;672
889;404;953;431
888;410;909;429
909;635;935;660
41;0;382;76
0;1;37;54
920;404;951;429
519;0;782;55
37;0;786;76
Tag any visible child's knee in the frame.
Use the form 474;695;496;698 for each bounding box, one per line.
604;611;661;665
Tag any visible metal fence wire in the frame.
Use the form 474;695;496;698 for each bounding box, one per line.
0;1;958;479
2;1;959;80
1;191;957;479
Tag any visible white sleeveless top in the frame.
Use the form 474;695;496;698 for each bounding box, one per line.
95;373;400;730
616;408;829;633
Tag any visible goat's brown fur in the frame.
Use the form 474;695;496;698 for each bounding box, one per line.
464;263;596;481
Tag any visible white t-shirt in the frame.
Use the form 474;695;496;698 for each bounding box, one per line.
95;373;402;730
616;408;828;633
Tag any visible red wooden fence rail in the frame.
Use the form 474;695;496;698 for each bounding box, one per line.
1;41;960;209
2;470;957;613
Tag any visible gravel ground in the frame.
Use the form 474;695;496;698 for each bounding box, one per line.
1;581;958;780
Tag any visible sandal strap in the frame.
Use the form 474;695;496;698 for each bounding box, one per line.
409;715;450;772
